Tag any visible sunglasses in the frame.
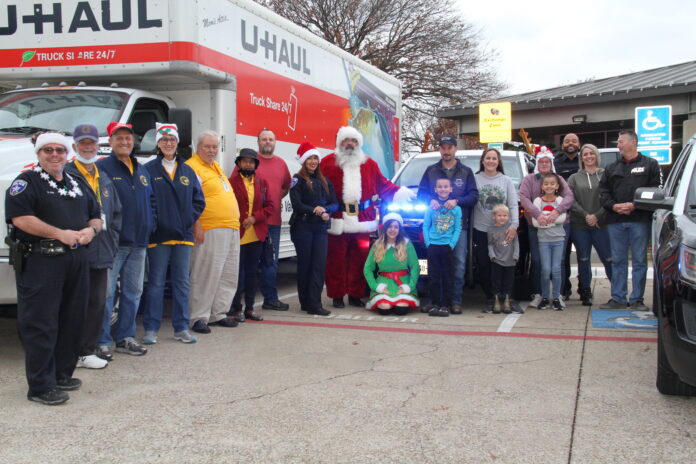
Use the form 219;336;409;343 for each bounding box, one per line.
41;147;67;154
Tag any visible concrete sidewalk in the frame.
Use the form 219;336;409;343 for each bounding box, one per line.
0;277;694;463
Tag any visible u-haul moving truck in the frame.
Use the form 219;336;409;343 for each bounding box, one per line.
0;0;402;303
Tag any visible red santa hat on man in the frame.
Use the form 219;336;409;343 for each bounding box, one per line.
296;141;322;164
335;126;363;150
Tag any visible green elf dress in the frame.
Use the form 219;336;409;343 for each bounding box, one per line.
363;240;420;310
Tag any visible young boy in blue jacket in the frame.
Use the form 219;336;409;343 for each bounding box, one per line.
423;177;462;317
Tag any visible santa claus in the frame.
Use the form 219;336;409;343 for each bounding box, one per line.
320;126;415;308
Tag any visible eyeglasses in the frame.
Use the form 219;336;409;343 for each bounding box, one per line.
160;138;178;145
41;147;67;154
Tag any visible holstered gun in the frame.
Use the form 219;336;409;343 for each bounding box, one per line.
5;225;26;273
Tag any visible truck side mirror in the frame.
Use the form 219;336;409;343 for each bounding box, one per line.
634;187;674;212
170;108;192;159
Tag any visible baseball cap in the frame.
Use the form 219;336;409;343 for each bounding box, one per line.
73;124;99;142
107;122;134;137
439;135;457;147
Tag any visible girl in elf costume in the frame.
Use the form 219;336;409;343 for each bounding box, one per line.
363;213;420;315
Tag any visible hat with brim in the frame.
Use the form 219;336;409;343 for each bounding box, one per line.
235;148;259;168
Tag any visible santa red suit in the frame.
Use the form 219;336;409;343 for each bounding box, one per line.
320;126;414;302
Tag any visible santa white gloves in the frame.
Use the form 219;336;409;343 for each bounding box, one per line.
376;283;388;293
398;284;410;294
393;186;416;204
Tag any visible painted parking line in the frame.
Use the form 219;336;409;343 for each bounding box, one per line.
257;319;656;343
497;313;522;332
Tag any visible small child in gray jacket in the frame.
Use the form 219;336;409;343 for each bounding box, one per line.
487;204;520;314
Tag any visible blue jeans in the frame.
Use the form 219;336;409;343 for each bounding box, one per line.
99;246;147;346
143;244;193;333
571;227;613;290
452;229;468;305
529;224;570;296
607;222;650;304
539;240;564;299
260;224;281;302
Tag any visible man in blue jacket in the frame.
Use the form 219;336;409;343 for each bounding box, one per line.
96;122;156;357
417;135;478;314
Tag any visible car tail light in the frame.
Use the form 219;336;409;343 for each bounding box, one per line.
679;244;696;284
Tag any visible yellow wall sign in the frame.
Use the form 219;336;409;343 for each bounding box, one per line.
479;102;511;143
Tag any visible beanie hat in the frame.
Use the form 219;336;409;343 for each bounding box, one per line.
534;146;556;174
156;123;179;144
335;126;363;150
381;212;404;228
296;141;321;165
34;133;71;154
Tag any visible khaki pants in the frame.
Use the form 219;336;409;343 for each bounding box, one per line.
188;228;240;325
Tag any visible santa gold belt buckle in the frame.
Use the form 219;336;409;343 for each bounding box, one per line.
345;201;359;216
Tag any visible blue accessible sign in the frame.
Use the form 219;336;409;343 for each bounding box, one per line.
635;105;671;147
639;147;671;165
591;309;657;330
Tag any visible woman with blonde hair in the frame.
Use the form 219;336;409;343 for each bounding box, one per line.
363;213;420;315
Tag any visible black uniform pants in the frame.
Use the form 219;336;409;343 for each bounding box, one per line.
291;221;328;310
427;244;453;307
491;262;515;297
80;267;107;356
472;228;493;299
16;248;89;395
232;241;263;312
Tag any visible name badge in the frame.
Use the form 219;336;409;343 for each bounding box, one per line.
101;211;108;231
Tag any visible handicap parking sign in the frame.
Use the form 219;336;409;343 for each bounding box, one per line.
640;147;671;165
591;309;657;330
635;106;671;147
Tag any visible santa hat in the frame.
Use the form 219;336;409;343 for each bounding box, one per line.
296;141;321;165
335;126;363;150
156;123;179;144
34;132;70;154
534;146;556;174
381;212;404;228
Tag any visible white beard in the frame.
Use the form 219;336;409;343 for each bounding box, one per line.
336;146;366;169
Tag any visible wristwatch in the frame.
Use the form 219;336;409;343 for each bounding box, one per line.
90;225;99;235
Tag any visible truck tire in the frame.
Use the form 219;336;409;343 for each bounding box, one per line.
656;328;696;396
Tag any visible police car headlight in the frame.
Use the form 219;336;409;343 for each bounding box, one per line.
679;244;696;285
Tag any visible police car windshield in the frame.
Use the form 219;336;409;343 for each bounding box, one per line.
0;90;128;137
395;154;524;189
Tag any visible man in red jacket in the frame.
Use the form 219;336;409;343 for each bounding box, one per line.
320;126;415;308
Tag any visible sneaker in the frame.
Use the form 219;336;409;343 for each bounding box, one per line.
481;298;494;314
552;299;563;311
510;300;525;314
630;299;650;311
96;345;114;362
529;294;543;309
262;300;289;311
141;330;158;345
115;337;148;356
28;388;69;405
559;297;567;309
174;330;197;344
56;378;82;391
191;320;212;334
580;288;593;306
76;354;108;369
599;299;628;309
537;298;550;310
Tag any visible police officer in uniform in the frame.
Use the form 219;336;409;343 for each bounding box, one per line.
5;132;102;405
289;142;338;315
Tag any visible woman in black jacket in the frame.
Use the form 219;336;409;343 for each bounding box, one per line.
289;142;338;315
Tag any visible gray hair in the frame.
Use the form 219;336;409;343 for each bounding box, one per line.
196;130;220;146
579;143;601;170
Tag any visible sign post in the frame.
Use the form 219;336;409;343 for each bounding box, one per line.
635;105;672;164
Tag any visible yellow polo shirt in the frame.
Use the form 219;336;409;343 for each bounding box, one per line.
74;161;101;204
186;152;240;231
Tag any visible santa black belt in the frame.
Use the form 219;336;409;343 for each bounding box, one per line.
340;199;372;216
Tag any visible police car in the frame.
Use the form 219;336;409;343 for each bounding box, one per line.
383;149;533;299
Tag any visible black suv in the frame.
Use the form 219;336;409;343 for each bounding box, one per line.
634;136;696;395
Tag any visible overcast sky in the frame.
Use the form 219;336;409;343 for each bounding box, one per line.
461;0;696;96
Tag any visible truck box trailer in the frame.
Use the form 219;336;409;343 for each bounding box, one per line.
0;0;402;303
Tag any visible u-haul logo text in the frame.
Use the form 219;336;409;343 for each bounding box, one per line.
0;0;162;35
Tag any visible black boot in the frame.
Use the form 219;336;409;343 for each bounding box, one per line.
580;288;593;306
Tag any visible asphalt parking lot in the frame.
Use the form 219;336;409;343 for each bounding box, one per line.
1;260;695;463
